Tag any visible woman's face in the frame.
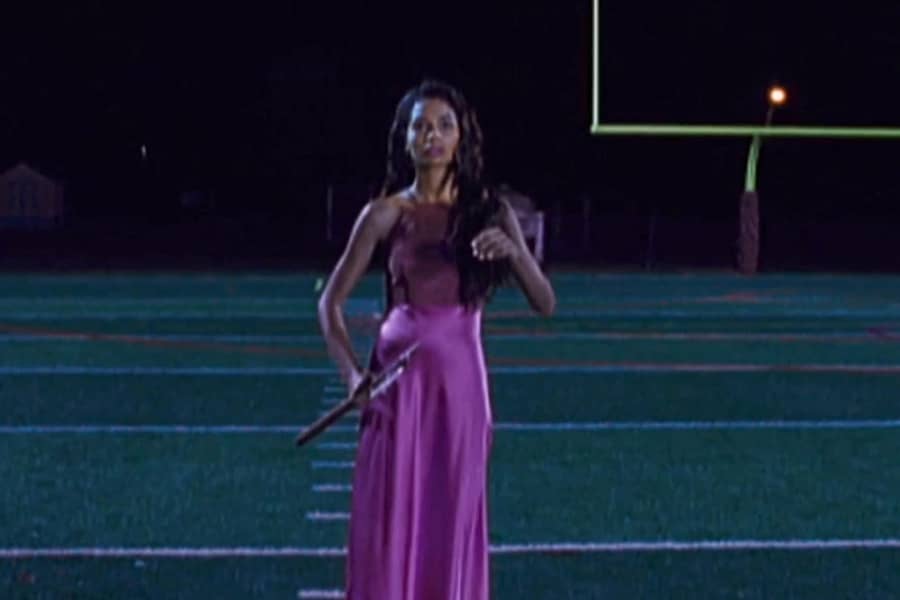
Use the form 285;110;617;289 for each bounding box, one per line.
406;98;460;168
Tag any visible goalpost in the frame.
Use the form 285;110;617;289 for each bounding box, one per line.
589;0;900;273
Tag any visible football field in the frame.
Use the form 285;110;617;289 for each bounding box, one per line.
2;272;899;598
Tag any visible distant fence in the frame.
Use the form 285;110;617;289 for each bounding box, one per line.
1;189;898;271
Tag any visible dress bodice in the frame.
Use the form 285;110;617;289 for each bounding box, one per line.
386;202;460;307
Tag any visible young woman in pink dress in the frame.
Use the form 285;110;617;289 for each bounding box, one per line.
317;80;556;600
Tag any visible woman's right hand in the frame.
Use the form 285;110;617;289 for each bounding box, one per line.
349;369;372;409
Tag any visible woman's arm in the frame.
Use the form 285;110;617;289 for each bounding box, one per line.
318;198;400;389
472;199;556;316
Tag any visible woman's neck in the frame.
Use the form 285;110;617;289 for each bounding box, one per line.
410;167;455;205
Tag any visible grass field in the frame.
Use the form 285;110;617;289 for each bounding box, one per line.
2;272;900;599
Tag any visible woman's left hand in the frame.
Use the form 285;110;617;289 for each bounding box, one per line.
471;227;523;261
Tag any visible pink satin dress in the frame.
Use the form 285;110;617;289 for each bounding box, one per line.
346;202;492;599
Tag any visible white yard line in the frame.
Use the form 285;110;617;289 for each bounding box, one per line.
0;425;354;434
311;484;352;494
311;461;355;470
0;334;324;343
315;442;358;450
1;311;320;320
2;332;892;343
305;512;350;522
493;419;900;431
5;308;900;320
4;538;900;559
4;420;900;435
0;367;334;376
297;591;344;599
486;332;895;341
4;363;900;375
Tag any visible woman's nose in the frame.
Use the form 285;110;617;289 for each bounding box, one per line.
424;124;440;140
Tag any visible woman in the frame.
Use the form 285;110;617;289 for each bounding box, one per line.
317;79;555;599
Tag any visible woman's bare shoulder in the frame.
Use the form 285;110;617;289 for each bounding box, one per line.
362;193;408;240
371;191;410;211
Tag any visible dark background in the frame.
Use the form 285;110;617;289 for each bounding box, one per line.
2;1;899;270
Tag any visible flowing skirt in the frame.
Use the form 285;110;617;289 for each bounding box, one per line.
346;303;492;600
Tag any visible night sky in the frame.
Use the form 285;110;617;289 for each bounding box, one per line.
3;2;899;224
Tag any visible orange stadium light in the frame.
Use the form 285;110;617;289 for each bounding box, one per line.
768;86;787;106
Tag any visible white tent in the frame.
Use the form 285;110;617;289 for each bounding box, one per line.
0;163;64;229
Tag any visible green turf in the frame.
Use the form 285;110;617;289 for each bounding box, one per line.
5;310;900;338
4;373;900;426
0;340;332;368
0;376;334;425
5;334;900;369
3;272;900;598
4;552;900;599
3;429;899;546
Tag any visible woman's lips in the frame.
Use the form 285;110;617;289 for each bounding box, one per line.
424;146;445;157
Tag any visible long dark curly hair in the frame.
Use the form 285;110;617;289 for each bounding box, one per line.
381;80;510;308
